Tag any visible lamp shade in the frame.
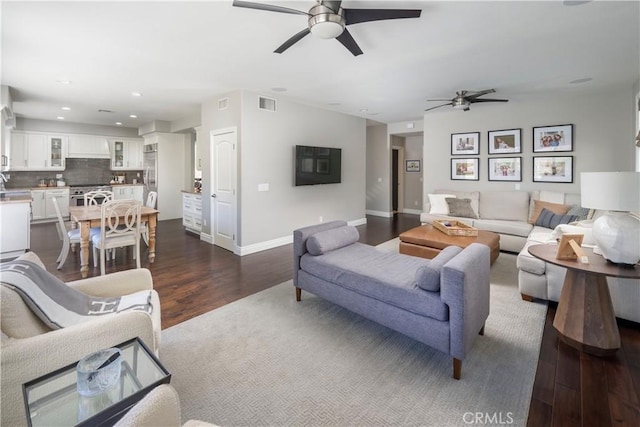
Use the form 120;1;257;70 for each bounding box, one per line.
580;172;640;212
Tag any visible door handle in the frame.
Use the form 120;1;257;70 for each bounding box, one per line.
212;194;217;198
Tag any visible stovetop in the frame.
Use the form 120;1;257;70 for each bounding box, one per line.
69;184;110;188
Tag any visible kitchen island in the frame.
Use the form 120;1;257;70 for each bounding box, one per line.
0;192;32;260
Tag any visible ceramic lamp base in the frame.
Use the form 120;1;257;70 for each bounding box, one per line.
592;212;640;265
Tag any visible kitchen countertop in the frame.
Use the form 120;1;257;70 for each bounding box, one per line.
181;189;202;195
0;193;33;204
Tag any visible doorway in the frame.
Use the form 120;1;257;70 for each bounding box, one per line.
210;128;237;253
391;145;404;214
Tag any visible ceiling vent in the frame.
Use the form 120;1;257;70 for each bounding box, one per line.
218;98;229;110
259;96;277;112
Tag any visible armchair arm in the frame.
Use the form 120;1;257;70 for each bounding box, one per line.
113;384;182;427
67;268;154;297
1;311;155;427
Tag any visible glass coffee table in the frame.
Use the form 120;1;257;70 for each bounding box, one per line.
23;337;171;427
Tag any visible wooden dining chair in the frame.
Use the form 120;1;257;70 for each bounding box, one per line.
83;189;115;257
91;199;142;275
51;196;81;270
140;191;157;246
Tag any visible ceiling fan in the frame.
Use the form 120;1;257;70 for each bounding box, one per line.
424;89;509;112
232;1;421;56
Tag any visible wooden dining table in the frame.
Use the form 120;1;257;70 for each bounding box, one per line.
69;205;159;278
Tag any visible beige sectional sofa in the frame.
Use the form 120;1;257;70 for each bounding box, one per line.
420;189;640;324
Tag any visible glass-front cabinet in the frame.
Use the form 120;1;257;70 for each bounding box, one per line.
110;139;143;170
8;132;66;171
48;136;64;169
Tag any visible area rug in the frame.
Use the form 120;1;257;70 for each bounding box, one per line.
160;242;547;426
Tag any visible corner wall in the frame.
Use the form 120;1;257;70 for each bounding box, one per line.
423;86;636;197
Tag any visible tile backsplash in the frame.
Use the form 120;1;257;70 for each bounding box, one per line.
4;159;143;188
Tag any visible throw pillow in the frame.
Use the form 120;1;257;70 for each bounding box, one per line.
428;194;456;215
445;198;478;219
414;246;462;292
566;205;590;221
534;208;578;229
306;225;360;256
528;199;571;224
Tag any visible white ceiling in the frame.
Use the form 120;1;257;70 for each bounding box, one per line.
2;1;639;129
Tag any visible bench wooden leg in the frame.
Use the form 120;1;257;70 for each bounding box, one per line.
521;293;534;302
453;358;462;380
295;287;301;301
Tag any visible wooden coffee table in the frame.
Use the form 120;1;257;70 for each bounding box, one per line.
399;224;500;265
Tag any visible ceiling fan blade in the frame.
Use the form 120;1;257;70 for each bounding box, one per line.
336;29;363;56
274;28;311;54
344;8;422;25
424;103;452;112
426;98;454;102
232;1;308;16
465;89;496;99
321;1;343;13
468;98;509;103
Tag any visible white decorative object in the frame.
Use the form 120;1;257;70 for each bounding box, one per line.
580;172;640;265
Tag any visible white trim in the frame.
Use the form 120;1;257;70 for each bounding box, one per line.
402;209;422;215
200;232;213;244
366;209;393;218
347;217;367;227
238;235;292;256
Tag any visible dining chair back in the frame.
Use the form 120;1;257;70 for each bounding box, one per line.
91;199;142;275
141;191;158;246
84;190;114;206
51;196;82;270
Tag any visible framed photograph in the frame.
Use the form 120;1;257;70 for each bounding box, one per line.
488;157;522;181
488;128;521;154
533;156;573;183
533;124;573;152
451;132;480;155
556;234;585;260
405;160;421;172
451;158;479;181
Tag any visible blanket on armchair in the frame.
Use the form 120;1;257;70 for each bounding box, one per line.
0;260;152;329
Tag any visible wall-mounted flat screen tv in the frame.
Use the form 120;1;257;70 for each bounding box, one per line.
294;145;342;186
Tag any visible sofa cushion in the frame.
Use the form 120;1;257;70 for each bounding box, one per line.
534;208;578;229
516;240;548;275
414;246;462;291
472;219;533;237
300;243;449;320
306;225;360;255
428;194;456;214
528;200;570;224
566;205;590;221
479;191;530;221
550;223;596;246
445;198;478;219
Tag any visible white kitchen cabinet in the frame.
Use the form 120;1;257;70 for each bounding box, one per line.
110;139;143;170
113;185;144;202
31;188;69;221
182;192;202;234
67;134;110;158
0;199;31;259
9;132;66;171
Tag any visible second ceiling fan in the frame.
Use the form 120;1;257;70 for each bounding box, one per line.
425;89;509;112
232;0;421;56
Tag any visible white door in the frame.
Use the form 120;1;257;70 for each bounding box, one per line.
211;128;237;252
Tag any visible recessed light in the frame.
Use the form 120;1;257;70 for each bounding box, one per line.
129;114;137;118
131;92;142;97
115;122;123;126
570;77;593;84
56;116;65;120
61;106;71;111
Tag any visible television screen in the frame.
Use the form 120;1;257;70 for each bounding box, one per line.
294;145;342;186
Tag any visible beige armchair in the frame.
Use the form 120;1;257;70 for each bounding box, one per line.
114;384;216;427
1;252;162;426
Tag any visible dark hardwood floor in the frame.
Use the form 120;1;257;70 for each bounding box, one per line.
27;214;640;426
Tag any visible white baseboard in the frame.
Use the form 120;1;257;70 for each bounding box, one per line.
238;235;293;256
401;209;422;215
366;210;392;218
347;217;368;226
200;232;213;244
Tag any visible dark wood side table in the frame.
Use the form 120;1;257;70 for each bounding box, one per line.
528;244;640;356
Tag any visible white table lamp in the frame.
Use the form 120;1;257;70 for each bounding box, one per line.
580;172;640;266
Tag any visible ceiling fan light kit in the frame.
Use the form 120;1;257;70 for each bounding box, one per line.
308;5;345;39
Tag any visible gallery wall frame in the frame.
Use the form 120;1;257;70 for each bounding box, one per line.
488;157;522;181
533;156;574;183
451;158;479;181
451;132;480;155
533;124;573;152
406;160;421;172
488;128;522;154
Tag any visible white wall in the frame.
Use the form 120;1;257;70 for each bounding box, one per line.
16;118;139;137
240;91;366;247
422;86;636;198
403;135;423;212
366;124;390;216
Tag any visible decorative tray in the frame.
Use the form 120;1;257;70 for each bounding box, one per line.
433;220;478;237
